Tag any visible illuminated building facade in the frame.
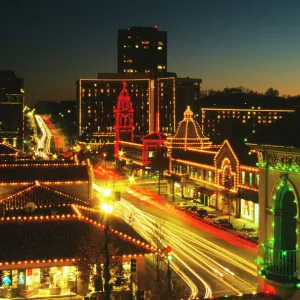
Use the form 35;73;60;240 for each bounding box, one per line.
0;71;24;148
250;144;300;299
114;82;167;175
0;160;93;200
166;107;259;223
77;73;176;142
118;26;167;73
176;77;202;124
0;181;152;299
201;107;295;143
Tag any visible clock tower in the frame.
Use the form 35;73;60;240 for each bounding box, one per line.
114;82;134;157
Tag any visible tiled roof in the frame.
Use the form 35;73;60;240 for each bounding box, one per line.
0;218;150;262
0;182;91;210
0;164;89;183
143;132;167;141
0;143;18;155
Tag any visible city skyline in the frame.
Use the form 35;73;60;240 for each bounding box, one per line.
2;0;300;104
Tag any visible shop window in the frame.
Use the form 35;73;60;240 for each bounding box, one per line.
249;172;253;186
208;171;212;182
241;171;246;184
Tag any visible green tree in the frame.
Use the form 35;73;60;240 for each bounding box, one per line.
265;87;280;97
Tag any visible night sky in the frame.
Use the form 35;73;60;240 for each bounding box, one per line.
1;0;300;105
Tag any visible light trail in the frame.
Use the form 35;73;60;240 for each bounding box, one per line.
113;197;257;299
35;115;52;158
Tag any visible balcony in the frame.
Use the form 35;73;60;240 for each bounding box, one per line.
262;240;299;282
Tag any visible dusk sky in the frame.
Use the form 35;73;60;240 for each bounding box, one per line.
1;0;300;105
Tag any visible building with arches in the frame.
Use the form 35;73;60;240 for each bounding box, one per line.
166;106;259;223
249;144;300;299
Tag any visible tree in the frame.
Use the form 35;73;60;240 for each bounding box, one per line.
75;227;121;292
265;87;280;97
223;175;235;222
151;147;169;195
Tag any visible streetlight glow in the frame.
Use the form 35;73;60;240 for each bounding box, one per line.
103;188;112;197
129;176;135;183
101;202;113;214
119;150;124;156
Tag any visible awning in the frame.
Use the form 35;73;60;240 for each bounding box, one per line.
238;188;259;204
165;173;182;182
194;186;215;196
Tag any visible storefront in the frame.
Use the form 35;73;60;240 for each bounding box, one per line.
0;266;77;298
239;189;259;224
240;199;259;224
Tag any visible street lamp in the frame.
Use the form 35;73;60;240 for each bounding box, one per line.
101;190;114;300
129;176;135;183
103;188;112;197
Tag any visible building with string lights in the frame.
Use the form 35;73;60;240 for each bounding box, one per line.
113;82;167;175
0;71;24;148
0;181;154;299
201;107;295;144
165;106;260;224
118;26;167;74
77;72;176;142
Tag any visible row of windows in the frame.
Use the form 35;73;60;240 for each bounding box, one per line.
173;163;260;187
216;111;281;115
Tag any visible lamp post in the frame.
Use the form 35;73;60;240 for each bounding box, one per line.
101;189;113;300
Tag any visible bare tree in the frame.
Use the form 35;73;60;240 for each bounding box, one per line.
75;227;122;292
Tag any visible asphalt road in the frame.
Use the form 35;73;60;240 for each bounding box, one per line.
94;175;258;299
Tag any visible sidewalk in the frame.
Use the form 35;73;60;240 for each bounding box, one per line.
137;180;258;232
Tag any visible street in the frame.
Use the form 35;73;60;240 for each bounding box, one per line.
94;172;257;299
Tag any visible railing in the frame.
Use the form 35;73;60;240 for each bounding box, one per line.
263;240;299;282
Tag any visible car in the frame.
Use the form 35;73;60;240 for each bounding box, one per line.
236;227;258;238
196;208;208;218
204;213;218;223
213;218;234;229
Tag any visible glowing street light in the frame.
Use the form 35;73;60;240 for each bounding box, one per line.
101;196;114;300
101;202;113;214
119;150;124;157
103;188;112;197
129;176;135;183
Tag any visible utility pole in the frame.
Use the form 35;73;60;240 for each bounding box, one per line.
103;220;111;300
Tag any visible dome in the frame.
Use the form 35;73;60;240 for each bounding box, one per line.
169;106;211;150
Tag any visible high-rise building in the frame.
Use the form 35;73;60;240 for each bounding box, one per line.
201;107;295;144
0;70;24;148
118;26;167;74
76;72;176;143
176;77;202;124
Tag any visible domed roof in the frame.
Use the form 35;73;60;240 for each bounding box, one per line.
169;106;212;150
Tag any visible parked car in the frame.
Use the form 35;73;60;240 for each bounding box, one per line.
236;227;258;239
213;218;234;229
204;214;218;223
196;208;208;218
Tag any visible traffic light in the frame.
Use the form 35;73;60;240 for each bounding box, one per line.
130;258;136;272
136;290;144;300
164;246;173;261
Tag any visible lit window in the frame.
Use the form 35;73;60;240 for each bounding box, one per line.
241;171;245;184
128;36;131;39
135;45;139;48
208;171;212;182
124;45;126;48
158;41;164;45
256;174;260;186
249;173;253;186
158;46;163;50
